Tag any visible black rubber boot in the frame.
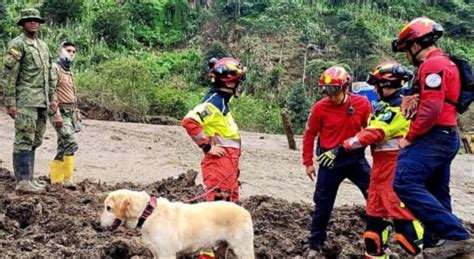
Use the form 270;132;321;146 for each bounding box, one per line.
13;152;44;193
13;152;33;181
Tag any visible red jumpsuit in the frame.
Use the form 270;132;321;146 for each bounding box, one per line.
343;95;415;220
182;91;240;202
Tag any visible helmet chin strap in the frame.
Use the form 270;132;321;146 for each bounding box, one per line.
379;87;401;102
339;91;346;105
218;81;241;96
214;81;240;100
408;43;426;67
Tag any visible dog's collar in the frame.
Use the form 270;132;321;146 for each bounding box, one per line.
137;196;157;228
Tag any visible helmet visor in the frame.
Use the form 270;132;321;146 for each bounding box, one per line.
366;73;379;86
319;85;342;96
391;39;404;52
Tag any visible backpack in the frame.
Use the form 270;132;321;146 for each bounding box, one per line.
445;55;474;114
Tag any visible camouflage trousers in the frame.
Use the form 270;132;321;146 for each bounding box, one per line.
14;107;47;153
50;107;78;160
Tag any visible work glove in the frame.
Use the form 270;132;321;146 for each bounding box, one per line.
401;93;419;120
317;145;344;169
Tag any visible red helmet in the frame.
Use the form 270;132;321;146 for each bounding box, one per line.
209;57;246;83
392;17;443;52
366;62;413;87
318;66;352;95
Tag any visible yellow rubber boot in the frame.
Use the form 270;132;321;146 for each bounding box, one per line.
63;155;75;186
49;160;64;185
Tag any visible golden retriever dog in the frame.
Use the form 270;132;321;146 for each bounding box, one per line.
100;189;255;259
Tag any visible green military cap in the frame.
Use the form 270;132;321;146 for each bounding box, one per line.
17;8;45;26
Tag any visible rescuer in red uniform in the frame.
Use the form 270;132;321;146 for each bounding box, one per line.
303;66;372;257
341;62;424;257
392;17;473;255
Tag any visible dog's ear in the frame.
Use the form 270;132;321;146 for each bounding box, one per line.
114;196;130;220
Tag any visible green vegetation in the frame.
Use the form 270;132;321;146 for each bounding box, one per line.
1;0;473;134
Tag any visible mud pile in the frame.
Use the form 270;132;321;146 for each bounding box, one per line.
0;167;472;258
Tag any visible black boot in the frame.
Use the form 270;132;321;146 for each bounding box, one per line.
13;152;44;193
13;152;32;181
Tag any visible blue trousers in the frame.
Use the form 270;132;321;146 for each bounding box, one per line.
309;159;370;248
394;126;470;242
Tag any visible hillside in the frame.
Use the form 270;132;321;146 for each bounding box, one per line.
1;0;473;134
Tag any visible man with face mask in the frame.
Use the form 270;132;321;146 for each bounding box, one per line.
48;41;79;187
2;8;56;193
181;57;246;259
303;66;372;257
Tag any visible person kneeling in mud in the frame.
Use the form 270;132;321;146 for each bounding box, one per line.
49;41;80;188
181;57;246;259
338;62;424;257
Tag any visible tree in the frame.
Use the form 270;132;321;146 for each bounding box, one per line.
0;2;7;20
337;19;377;79
286;82;311;135
40;0;85;24
92;7;134;49
268;66;296;150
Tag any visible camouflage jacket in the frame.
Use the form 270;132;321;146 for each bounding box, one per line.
1;33;56;108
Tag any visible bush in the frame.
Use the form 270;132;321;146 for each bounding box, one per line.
0;2;7;19
232;94;282;134
125;1;161;46
143;49;202;82
337;19;377;58
444;20;471;38
76;58;153;117
126;1;159;28
148;86;188;118
286;83;311;135
91;7;134;49
40;0;85;24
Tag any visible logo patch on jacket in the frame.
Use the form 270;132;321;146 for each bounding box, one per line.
425;72;442;90
7;48;22;60
197;107;211;122
380;111;395;124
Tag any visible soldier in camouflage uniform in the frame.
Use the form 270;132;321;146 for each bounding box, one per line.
49;41;79;187
2;9;57;193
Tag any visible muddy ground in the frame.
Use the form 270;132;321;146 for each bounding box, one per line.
1;167;473;258
1;106;473;258
0;110;473;223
